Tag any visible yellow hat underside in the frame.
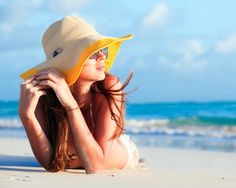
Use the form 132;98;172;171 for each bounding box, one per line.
20;34;133;85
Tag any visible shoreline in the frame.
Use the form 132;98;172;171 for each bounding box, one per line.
0;137;236;187
1;128;236;153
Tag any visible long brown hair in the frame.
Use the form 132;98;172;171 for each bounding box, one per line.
44;72;133;172
44;88;69;172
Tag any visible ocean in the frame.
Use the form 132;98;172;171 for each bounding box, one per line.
1;100;236;152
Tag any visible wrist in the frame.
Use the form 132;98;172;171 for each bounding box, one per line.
19;111;35;122
65;106;80;112
64;100;79;111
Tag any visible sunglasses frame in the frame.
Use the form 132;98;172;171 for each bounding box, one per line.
89;47;108;59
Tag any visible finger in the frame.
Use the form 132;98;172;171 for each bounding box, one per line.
33;84;50;91
37;85;50;90
37;79;57;90
22;76;35;85
30;80;38;87
37;90;47;97
28;85;48;95
23;80;38;89
36;69;63;83
30;90;47;98
36;69;64;80
35;73;58;84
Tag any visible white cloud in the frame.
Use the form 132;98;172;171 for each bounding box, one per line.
216;33;236;54
177;40;204;55
159;39;208;72
132;58;148;70
171;39;205;62
0;23;12;34
47;0;87;13
0;0;88;49
160;56;208;72
0;0;44;35
141;3;170;28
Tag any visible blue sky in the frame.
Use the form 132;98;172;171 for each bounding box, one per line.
0;0;236;103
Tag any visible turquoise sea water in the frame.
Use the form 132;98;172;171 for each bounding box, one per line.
1;100;236;152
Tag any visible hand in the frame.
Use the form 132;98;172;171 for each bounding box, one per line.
35;69;78;110
19;76;47;119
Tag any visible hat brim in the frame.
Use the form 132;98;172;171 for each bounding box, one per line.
20;34;133;85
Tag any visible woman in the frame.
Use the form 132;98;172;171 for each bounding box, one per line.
18;16;139;173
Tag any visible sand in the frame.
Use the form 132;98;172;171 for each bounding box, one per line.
0;136;236;188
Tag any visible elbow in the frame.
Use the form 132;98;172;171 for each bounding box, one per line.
18;111;33;123
85;158;106;174
33;155;53;172
85;167;103;174
37;159;51;171
85;164;103;174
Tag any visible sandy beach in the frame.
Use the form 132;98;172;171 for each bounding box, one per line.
0;137;235;188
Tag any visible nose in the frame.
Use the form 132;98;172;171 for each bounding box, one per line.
96;51;107;61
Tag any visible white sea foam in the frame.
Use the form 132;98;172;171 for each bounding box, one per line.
0;118;22;129
1;117;236;139
126;119;236;139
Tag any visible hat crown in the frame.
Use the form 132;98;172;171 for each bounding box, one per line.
20;16;132;85
42;16;99;60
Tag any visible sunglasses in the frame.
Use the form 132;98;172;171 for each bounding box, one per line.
89;47;108;59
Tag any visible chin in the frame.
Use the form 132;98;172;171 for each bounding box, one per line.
97;72;105;81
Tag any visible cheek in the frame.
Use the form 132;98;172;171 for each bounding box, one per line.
79;68;93;79
79;66;105;80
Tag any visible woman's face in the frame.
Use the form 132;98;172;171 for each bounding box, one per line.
78;48;108;82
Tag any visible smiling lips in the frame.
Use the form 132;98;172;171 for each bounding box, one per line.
96;62;105;71
96;65;105;71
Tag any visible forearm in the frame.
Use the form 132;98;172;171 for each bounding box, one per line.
66;109;105;173
20;114;52;168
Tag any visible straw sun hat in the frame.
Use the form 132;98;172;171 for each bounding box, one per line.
20;16;132;85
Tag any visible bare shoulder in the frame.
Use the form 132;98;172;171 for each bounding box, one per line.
92;75;123;140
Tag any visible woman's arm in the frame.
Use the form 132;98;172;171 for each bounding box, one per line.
19;77;52;169
36;69;128;173
66;106;105;173
66;77;128;173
